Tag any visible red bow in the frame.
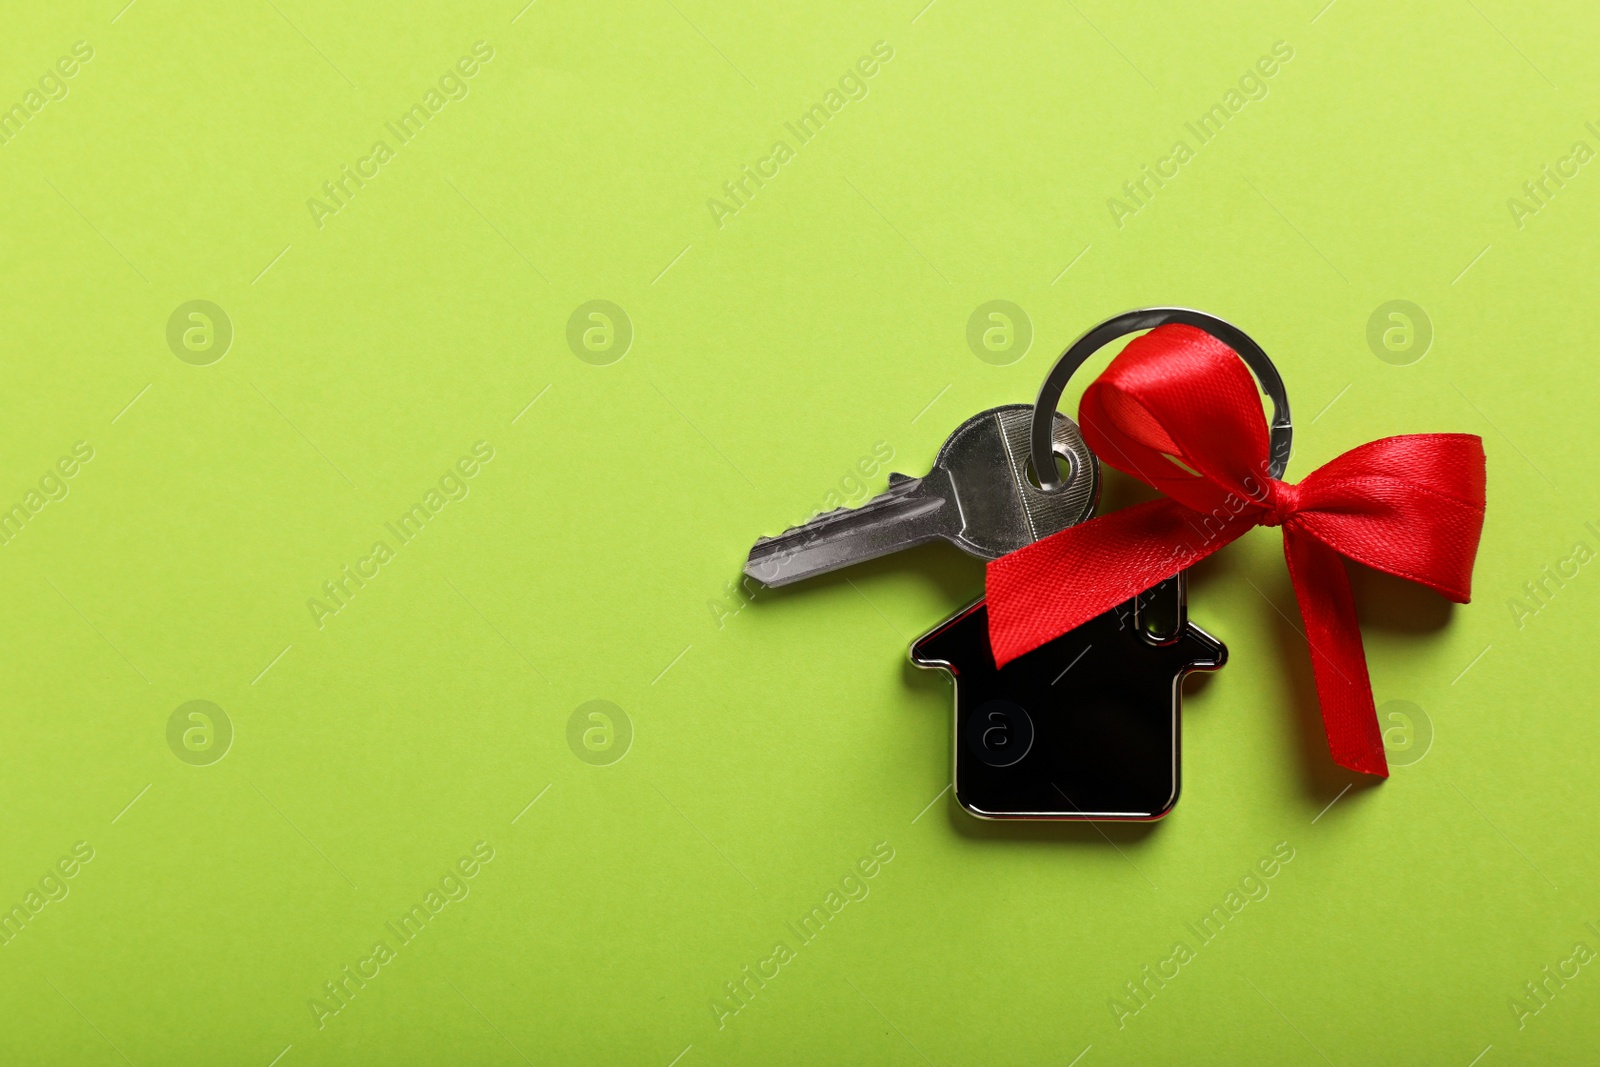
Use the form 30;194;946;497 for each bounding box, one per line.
986;325;1486;777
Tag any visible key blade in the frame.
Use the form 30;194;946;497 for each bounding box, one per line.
748;477;921;548
744;471;954;587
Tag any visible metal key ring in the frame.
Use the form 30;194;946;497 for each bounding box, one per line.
1029;308;1294;492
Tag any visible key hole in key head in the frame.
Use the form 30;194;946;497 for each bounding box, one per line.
1023;451;1075;491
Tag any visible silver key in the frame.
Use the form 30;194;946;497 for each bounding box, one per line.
744;404;1099;587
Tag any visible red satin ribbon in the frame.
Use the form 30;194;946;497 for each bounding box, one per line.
986;325;1486;776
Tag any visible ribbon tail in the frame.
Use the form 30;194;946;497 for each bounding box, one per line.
987;498;1248;667
1281;527;1389;777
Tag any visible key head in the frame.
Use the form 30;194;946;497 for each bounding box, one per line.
937;404;1099;559
909;576;1225;821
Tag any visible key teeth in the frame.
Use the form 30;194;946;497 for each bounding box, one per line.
800;505;850;526
752;505;850;547
747;473;928;561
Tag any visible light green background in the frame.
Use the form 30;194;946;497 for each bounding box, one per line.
2;1;1597;1064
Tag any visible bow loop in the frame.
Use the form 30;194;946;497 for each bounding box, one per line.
1080;324;1276;514
986;325;1487;778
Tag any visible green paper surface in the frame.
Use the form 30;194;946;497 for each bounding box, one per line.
2;1;1597;1063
